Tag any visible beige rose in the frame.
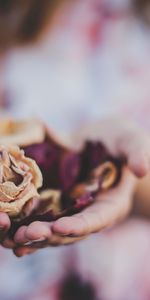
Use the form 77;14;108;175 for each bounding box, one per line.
0;145;42;217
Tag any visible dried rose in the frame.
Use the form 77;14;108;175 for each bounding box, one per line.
0;145;42;217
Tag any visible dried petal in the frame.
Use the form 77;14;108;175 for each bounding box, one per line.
0;119;123;228
59;152;80;191
24;143;80;191
38;189;62;215
0;119;45;147
0;145;43;217
24;142;59;189
89;161;118;190
79;141;108;181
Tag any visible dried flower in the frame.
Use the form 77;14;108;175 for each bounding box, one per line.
0;145;42;217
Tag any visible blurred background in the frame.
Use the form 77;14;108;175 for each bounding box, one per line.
0;0;150;299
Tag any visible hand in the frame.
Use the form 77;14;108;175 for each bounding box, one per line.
71;117;150;177
1;117;150;256
0;213;14;249
12;167;136;257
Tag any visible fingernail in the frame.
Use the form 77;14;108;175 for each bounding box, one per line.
24;237;46;246
14;249;25;258
23;241;33;246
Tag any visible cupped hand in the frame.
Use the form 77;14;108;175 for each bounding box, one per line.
1;117;150;256
13;167;136;257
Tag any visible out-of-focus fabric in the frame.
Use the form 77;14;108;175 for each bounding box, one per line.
2;0;150;131
0;0;150;299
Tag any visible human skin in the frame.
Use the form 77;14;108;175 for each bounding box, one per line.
0;117;150;256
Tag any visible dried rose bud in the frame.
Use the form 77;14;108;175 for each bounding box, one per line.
0;145;42;217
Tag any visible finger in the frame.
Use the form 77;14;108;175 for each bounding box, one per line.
25;221;52;241
13;246;37;257
72;119;150;177
128;150;149;177
0;212;11;232
14;221;52;245
53;169;135;236
118;130;150;177
52;208;109;237
14;226;29;244
52;200;127;237
15;232;87;251
2;238;16;249
14;227;47;248
0;213;11;242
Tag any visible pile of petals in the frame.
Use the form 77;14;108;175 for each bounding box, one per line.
13;140;123;227
0;119;123;235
